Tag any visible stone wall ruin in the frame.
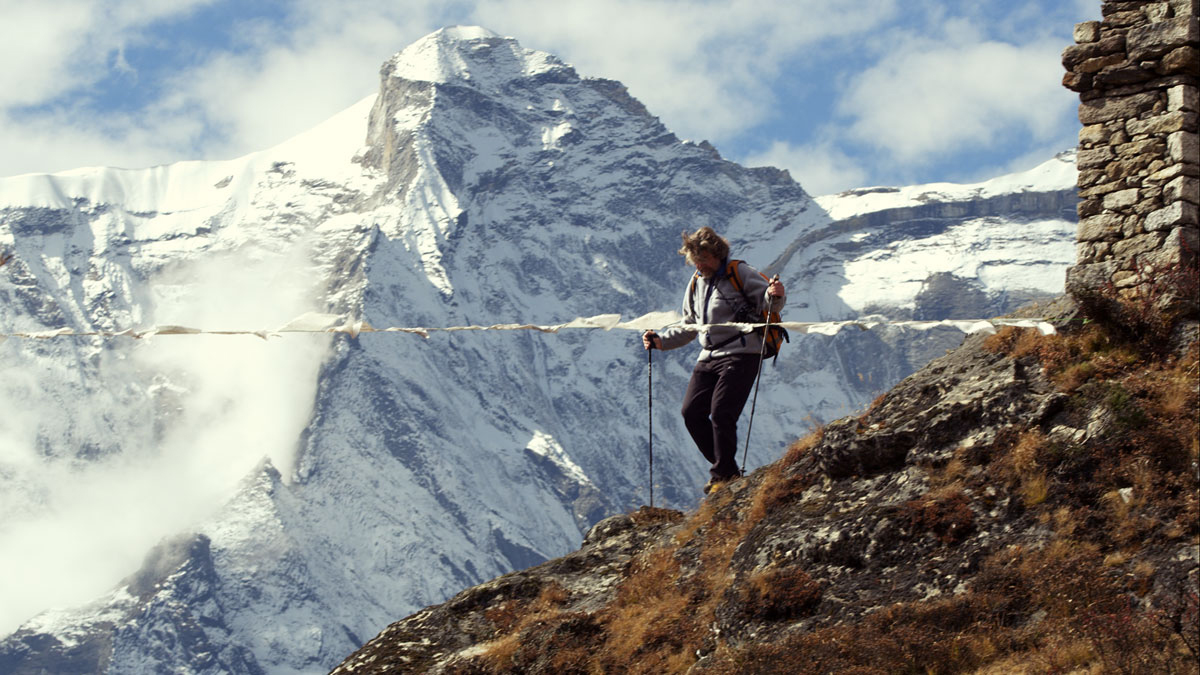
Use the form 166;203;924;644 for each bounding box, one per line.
1063;0;1198;311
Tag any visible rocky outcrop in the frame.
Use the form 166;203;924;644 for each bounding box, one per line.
1063;0;1199;308
330;508;685;674
331;308;1199;671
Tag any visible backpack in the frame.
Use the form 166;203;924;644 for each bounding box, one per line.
689;259;789;361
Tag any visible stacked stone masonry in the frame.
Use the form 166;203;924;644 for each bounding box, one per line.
1063;0;1199;302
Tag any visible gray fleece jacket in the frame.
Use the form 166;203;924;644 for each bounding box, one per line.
657;258;786;362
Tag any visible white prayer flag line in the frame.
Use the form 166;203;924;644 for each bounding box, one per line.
1;311;1055;341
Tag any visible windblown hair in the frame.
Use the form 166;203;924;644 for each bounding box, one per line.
678;227;730;265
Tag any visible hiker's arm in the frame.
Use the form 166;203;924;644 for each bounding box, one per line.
767;277;785;313
655;282;700;350
656;325;696;350
742;267;786;313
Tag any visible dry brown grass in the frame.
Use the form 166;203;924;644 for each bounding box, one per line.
857;391;889;425
1020;473;1049;507
780;427;824;468
671;487;729;546
737;566;822;622
703;589;1047;674
462;318;1198;675
744;430;822;527
1009;430;1043;475
982;324;1044;359
899;485;976;545
983;323;1145;393
598;547;695;671
973;638;1101;674
477;581;574;670
593;504;755;673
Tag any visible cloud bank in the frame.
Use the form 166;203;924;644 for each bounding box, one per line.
0;0;1095;193
0;244;329;635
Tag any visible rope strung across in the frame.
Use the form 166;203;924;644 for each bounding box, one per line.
0;311;1057;341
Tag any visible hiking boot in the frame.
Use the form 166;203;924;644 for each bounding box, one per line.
703;477;732;495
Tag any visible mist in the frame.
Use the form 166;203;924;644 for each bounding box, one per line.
0;242;330;636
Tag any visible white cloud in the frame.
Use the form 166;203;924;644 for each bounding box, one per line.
0;0;1085;189
837;36;1075;167
0;0;217;108
0;0;224;175
0;0;458;175
741;139;869;196
0;1;100;107
160;0;441;159
0;110;201;175
0;0;903;177
0;243;330;635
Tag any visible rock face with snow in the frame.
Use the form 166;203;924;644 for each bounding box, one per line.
0;27;1077;674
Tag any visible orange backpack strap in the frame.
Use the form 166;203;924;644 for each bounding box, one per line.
686;271;700;317
726;260;744;294
726;259;769;298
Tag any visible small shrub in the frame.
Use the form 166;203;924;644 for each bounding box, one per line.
781;426;824;468
982;325;1039;356
1078;595;1189;674
899;487;976;545
483;601;523;637
1056;361;1098;392
1075;249;1199;354
512;613;606;674
1158;587;1200;660
1010;430;1045;475
1020;473;1049;507
739;566;822;621
1104;384;1149;431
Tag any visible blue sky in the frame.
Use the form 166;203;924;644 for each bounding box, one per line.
0;0;1098;195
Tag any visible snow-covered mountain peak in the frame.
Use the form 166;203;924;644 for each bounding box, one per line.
384;26;572;90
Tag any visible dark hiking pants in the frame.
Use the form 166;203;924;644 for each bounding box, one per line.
681;354;760;481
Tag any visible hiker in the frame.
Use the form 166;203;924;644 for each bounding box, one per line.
642;227;786;494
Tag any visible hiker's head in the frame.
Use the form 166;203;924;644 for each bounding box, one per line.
679;227;729;278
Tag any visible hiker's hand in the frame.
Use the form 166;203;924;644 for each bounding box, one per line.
767;277;784;297
642;330;661;350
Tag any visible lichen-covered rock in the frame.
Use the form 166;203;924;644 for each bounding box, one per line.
330;507;683;674
812;333;1065;479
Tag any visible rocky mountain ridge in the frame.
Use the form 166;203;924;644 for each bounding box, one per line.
333;300;1199;673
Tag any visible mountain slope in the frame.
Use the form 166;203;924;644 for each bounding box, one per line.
1;27;1078;674
332;302;1199;674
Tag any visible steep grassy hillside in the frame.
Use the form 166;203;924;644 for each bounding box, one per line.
334;293;1198;674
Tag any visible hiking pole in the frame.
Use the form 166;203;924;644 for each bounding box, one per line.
740;275;778;476
647;341;654;508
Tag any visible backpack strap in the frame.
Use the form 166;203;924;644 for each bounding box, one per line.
726;260;746;295
686;272;700;318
